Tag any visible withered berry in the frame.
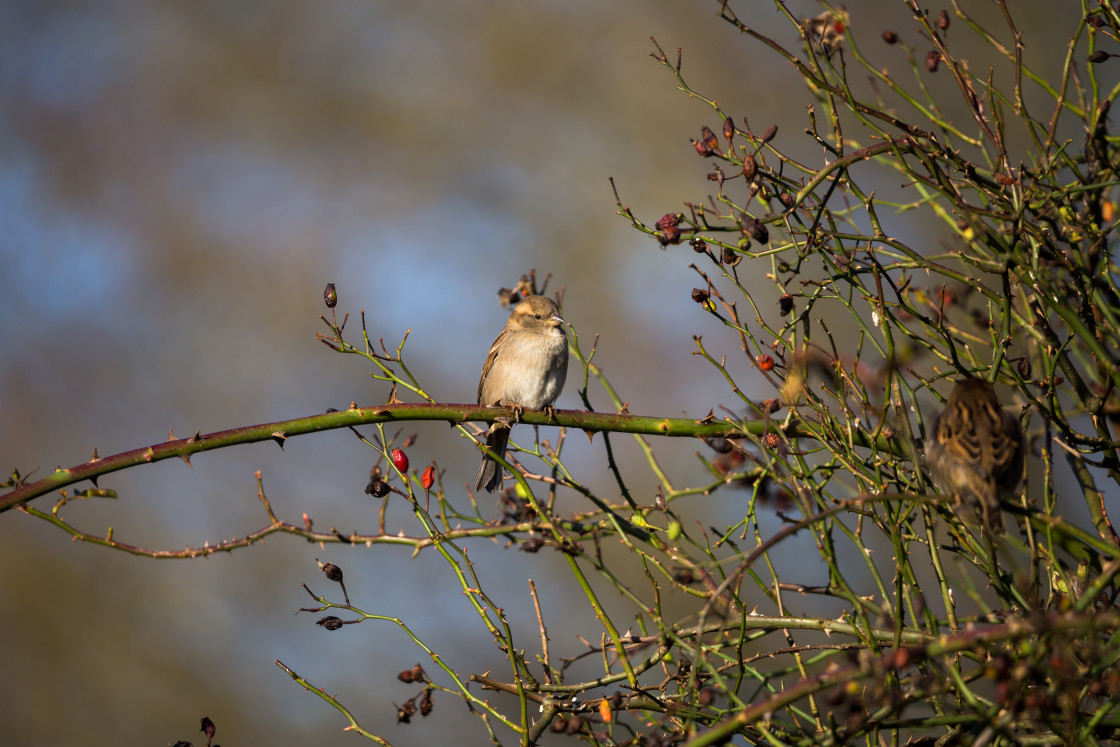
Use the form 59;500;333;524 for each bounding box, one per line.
319;561;343;584
742;154;758;181
743;218;769;244
691;138;713;157
701;126;719;150
657;226;682;245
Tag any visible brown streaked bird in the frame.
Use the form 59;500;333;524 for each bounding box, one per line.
474;295;569;493
926;377;1026;532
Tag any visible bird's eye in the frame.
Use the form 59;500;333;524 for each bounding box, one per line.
534;314;541;319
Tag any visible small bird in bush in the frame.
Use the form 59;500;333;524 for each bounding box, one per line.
474;295;569;493
926;377;1025;531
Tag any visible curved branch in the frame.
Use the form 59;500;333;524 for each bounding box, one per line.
2;402;896;513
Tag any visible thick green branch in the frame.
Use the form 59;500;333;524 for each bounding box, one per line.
2;403;896;513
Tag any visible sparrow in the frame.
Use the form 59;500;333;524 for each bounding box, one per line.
926;377;1026;532
474;295;569;493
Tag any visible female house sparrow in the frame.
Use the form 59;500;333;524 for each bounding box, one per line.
926;378;1026;531
474;295;569;493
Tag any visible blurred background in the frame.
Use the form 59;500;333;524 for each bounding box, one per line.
0;1;1082;744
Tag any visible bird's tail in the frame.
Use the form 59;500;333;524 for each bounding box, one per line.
474;424;511;493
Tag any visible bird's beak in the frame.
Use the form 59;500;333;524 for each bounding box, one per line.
548;314;565;328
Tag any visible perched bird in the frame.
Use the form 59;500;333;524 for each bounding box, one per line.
926;377;1026;531
474;295;569;493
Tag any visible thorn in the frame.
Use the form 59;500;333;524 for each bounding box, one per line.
349;401;359;410
89;448;99;462
695;409;716;425
188;431;202;443
616;401;631;415
584;430;596;443
89;475;99;487
271;431;288;449
168;428;177;441
179;453;193;469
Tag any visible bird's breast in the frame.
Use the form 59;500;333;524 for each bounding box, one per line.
479;329;568;411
